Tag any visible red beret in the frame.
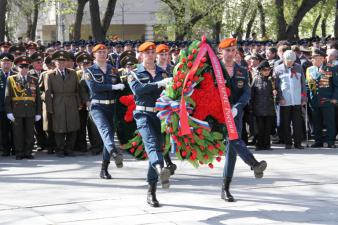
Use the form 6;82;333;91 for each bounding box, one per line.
156;44;169;53
219;38;237;49
92;44;107;53
138;42;156;52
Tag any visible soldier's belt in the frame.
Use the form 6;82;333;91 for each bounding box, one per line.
12;97;35;102
135;105;157;112
91;99;115;104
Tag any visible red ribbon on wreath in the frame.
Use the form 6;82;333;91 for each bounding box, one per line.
179;36;239;140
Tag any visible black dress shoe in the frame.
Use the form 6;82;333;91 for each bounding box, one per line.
311;143;323;148
16;156;24;160
328;144;336;148
25;155;35;159
294;145;304;149
285;145;292;149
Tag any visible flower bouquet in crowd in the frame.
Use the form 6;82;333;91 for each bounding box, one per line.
123;36;238;168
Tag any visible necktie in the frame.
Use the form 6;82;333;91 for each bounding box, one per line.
61;71;65;80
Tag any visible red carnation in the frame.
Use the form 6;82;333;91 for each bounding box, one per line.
218;150;223;156
130;148;135;153
193;76;199;82
201;57;207;63
226;87;231;97
200;145;205;150
186;145;191;150
199;135;204;140
187;62;193;68
199;161;204;165
131;141;137;147
137;145;143;150
181;151;187;157
192;49;197;54
143;152;148;158
179;64;183;69
199;63;204;68
176;81;182;88
215;143;221;148
208;145;214;151
208;163;214;169
176;141;182;147
177;70;181;76
216;157;221;162
182;58;187;63
179;73;185;80
188;55;193;60
196;128;203;135
204;155;209;160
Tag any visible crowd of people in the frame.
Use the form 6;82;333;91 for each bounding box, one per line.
0;36;337;206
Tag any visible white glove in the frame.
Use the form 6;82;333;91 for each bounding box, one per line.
112;83;125;90
157;78;172;88
7;113;15;122
231;107;238;118
35;115;42;122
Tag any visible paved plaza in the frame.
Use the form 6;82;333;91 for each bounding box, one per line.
1;147;338;225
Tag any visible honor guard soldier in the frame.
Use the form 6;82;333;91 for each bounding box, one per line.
115;52;138;146
0;53;15;156
219;38;267;202
128;41;172;207
155;44;176;174
5;56;41;160
30;51;47;151
306;49;338;148
76;52;103;154
84;44;125;179
45;50;81;157
156;44;174;76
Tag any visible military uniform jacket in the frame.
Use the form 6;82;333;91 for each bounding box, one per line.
77;70;90;105
306;64;338;108
45;68;80;133
5;74;41;117
84;63;122;101
129;64;168;107
0;69;15;112
222;63;251;112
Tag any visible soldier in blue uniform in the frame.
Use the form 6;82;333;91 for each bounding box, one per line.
128;41;172;207
219;38;267;202
84;44;125;179
306;49;338;148
0;53;15;156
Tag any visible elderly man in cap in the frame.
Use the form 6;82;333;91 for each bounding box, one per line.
0;53;15;156
218;38;267;203
45;50;81;157
306;49;338;148
84;43;125;179
5;56;41;160
275;50;307;149
29;51;48;152
128;41;172;207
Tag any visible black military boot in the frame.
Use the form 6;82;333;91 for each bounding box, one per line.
164;153;177;175
111;151;123;168
100;160;112;179
147;183;160;207
155;164;170;188
252;160;267;178
221;177;235;202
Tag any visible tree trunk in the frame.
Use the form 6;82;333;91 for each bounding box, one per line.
285;0;321;40
30;0;39;41
335;0;338;37
26;14;33;41
213;20;222;43
0;0;7;42
245;9;257;39
102;0;117;35
321;17;327;37
234;5;250;40
89;0;105;41
257;2;266;38
312;14;321;37
275;0;287;40
74;0;88;40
